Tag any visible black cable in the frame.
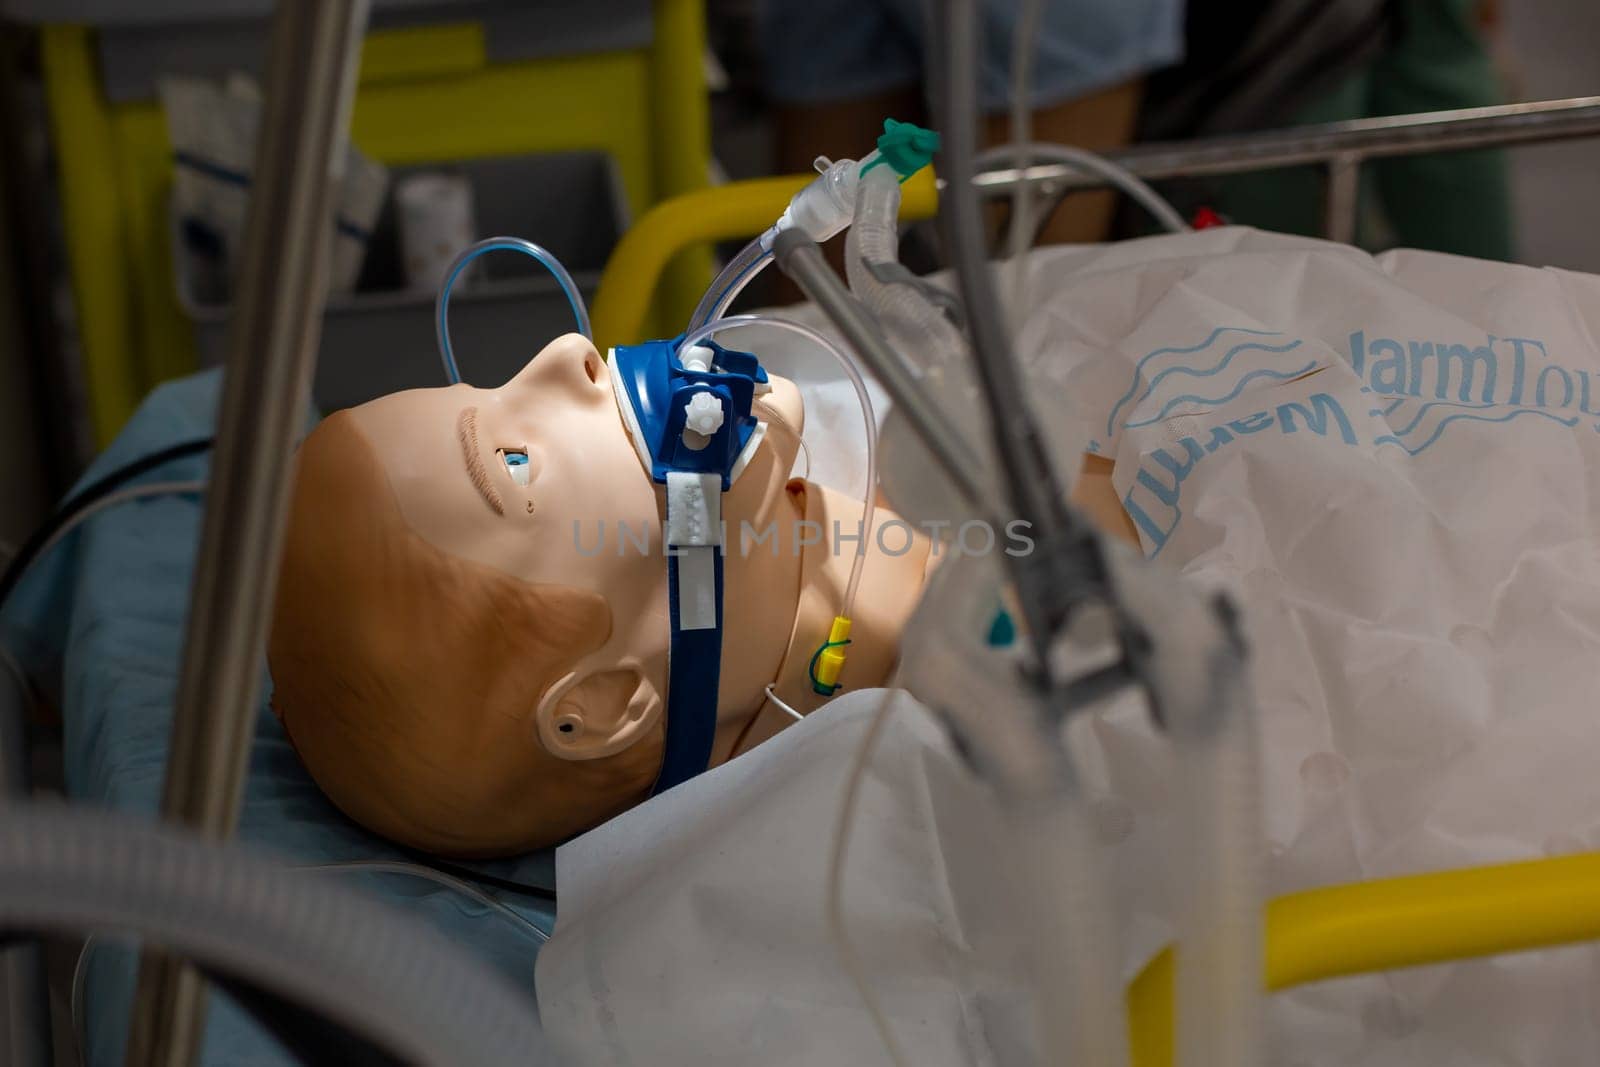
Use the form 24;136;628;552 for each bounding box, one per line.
0;437;216;612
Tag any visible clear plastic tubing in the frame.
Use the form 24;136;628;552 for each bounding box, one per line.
677;314;877;617
846;163;994;527
688;149;884;334
687;237;771;333
436;236;592;386
846;165;966;378
1174;670;1265;1067
973;142;1190;235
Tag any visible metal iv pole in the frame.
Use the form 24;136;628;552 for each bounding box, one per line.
124;2;371;1064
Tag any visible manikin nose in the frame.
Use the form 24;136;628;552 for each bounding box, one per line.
504;333;605;396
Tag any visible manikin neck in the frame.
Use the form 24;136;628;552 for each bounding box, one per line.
713;478;931;765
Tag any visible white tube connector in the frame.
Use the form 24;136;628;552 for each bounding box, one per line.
680;344;715;374
764;151;884;250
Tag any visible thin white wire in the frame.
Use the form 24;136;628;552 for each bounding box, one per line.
70;936;92;1066
69;934;133;1067
70;940;88;1062
762;684;804;723
294;860;551;944
34;481;208;564
825;688;910;1067
762;401;812;482
977;141;1191;237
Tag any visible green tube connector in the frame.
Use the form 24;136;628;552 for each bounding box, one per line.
864;118;941;182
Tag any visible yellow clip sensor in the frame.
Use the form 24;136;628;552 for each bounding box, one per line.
809;616;853;696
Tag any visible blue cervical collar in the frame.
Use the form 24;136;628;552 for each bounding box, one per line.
610;336;769;794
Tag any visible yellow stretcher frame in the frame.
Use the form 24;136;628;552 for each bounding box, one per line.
41;0;712;446
590;175;1600;1063
592;168;940;351
1128;851;1600;1066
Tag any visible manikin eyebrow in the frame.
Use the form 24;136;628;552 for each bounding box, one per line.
457;405;504;516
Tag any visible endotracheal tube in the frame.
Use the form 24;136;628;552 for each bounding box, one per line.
682;123;935;694
676;315;878;696
687;120;941;334
686;157;863;332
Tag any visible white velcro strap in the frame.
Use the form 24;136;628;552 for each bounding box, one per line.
665;471;723;547
676;546;717;631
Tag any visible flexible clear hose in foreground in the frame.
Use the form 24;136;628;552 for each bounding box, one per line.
70;860;553;1062
1008;784;1130;1066
677;314;877;617
1173;655;1265;1067
0;807;549;1065
1111;548;1265;1067
894;552;1131;1067
436;236;592;385
825;687;910;1067
845;167;968;381
846;164;994;527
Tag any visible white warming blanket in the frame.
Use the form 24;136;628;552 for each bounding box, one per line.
539;228;1600;1065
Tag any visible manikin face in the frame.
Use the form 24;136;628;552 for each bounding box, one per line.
346;333;669;760
271;332;811;852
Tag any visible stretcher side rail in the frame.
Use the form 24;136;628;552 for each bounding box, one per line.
594;96;1600;345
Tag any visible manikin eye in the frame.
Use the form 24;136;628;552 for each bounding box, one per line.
500;449;531;486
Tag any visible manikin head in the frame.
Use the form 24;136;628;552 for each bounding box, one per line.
268;333;806;856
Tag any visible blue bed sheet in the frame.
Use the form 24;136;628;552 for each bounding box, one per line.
0;371;556;1065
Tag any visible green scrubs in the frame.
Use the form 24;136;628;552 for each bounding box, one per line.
1216;0;1513;260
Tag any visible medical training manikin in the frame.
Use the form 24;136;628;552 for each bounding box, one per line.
267;211;1600;1066
266;333;942;854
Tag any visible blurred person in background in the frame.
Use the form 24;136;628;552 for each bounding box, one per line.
757;0;1188;248
1141;0;1514;259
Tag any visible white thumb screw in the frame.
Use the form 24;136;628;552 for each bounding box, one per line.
684;392;725;436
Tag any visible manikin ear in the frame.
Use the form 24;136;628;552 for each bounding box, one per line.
535;658;663;761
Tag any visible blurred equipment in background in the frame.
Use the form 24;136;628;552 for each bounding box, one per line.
7;0;714;448
162;74;389;302
396;170;478;292
0;24;89;515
